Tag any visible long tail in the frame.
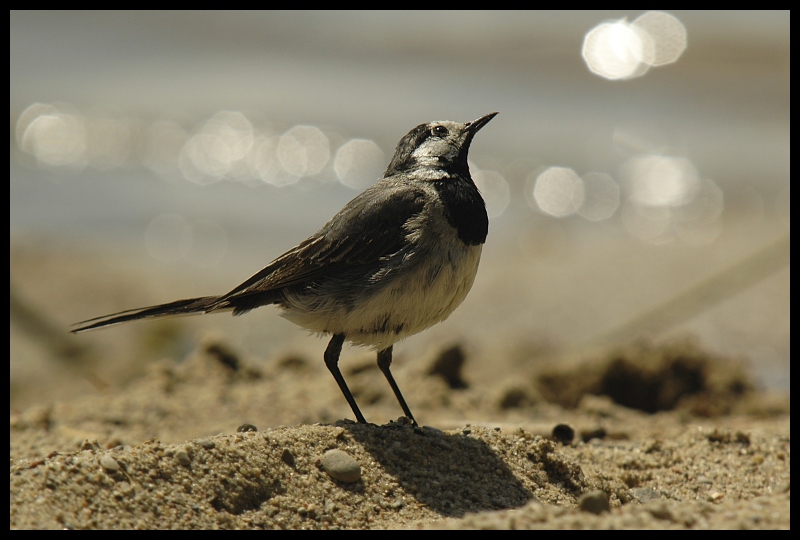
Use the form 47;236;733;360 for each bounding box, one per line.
70;296;222;333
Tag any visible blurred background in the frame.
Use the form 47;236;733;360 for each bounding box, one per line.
10;11;790;411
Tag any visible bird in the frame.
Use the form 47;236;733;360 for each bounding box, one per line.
72;112;498;426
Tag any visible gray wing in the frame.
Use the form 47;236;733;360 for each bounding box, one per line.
213;181;427;315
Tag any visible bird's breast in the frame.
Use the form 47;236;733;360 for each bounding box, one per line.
338;239;483;349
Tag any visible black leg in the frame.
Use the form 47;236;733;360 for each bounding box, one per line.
324;334;367;424
377;346;418;426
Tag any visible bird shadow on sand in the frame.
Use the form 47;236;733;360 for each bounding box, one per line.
342;420;532;517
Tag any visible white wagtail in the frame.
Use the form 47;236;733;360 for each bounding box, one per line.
72;112;498;426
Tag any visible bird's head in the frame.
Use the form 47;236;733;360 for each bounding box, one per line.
384;112;497;179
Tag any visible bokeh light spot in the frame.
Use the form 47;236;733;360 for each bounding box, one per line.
333;138;384;190
578;172;620;221
531;167;585;218
16;103;88;169
623;154;699;207
582;12;686;80
277;125;330;178
178;111;255;184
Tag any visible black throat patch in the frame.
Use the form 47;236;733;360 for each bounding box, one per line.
432;178;488;246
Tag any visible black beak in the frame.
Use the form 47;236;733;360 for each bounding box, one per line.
465;112;498;135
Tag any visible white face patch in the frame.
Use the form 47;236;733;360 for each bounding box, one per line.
411;139;458;163
410;121;467;169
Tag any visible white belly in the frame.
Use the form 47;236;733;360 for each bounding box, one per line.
280;242;483;350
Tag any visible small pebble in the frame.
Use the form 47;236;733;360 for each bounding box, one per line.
320;449;361;483
175;449;191;467
578;490;610;514
281;449;296;467
552;423;575;444
237;423;258;433
99;454;120;472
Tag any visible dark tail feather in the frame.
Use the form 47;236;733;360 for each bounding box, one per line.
71;296;222;333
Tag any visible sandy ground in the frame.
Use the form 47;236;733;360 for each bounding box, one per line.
10;241;790;529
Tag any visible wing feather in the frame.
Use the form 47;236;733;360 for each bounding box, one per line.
213;182;426;313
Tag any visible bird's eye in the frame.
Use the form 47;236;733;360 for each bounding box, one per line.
431;125;449;137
